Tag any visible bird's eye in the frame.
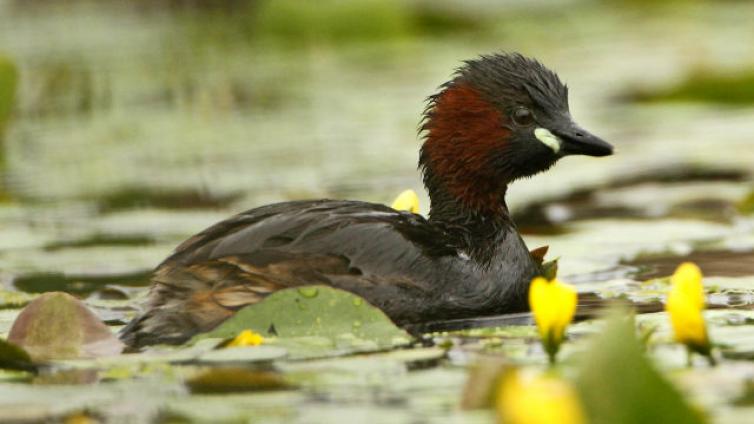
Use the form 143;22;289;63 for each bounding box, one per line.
512;107;534;126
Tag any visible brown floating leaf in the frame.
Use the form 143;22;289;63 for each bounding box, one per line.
460;355;508;410
32;369;100;385
186;367;292;394
8;292;124;361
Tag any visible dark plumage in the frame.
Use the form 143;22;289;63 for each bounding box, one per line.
121;52;613;347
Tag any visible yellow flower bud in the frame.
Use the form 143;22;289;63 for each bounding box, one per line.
666;262;712;361
391;189;420;214
497;369;585;424
226;329;264;347
529;277;577;363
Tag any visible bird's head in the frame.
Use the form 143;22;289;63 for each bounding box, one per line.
420;53;613;217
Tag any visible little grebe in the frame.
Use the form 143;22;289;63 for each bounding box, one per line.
121;53;613;347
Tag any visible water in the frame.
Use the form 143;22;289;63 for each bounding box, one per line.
1;1;754;422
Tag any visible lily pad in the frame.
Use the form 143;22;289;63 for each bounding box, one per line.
198;345;288;363
0;289;37;309
7;292;124;361
460;356;508;409
185;367;292;394
575;308;704;424
193;286;411;359
0;337;35;372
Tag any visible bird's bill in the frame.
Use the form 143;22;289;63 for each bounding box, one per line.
552;123;614;157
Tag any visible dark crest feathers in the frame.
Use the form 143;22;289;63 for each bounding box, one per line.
420;52;569;138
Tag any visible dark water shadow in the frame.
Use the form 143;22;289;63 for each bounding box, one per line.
97;186;242;212
44;234;157;251
515;165;749;233
407;294;664;334
12;270;152;296
625;250;754;280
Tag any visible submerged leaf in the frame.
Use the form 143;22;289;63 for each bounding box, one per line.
7;292;123;361
575;307;705;424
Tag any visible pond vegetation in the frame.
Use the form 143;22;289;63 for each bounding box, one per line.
1;0;754;422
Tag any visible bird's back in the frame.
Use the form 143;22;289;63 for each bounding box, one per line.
120;199;478;347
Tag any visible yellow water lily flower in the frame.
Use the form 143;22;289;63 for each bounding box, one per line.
226;329;264;347
497;369;585;424
391;189;420;213
529;277;577;363
666;262;714;365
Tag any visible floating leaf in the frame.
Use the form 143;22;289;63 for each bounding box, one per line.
32;369;99;385
186;367;292;394
0;290;37;309
0;54;17;134
7;292;123;361
738;189;754;215
0;337;35;372
198;345;288;363
460;356;508;409
193;286;411;359
62;412;99;424
575;307;705;424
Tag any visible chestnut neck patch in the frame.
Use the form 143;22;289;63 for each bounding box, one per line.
420;82;511;221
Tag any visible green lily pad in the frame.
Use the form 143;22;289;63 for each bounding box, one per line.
193;286;411;359
198;345;288;363
0;290;37;309
7;292;124;361
575;308;705;424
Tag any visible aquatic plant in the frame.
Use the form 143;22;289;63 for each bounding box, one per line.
390;189;419;213
497;369;585;424
529;277;577;364
666;262;715;366
226;329;265;347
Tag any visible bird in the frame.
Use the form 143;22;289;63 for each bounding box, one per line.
120;53;613;347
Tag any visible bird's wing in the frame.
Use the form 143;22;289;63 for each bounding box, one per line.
136;200;460;337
